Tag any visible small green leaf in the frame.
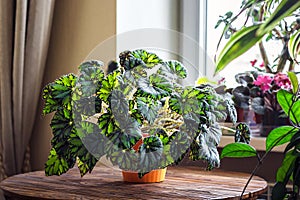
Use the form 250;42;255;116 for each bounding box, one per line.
235;123;251;144
277;90;300;125
266;126;298;152
221;143;257;159
196;77;217;85
288;71;299;94
215;25;263;74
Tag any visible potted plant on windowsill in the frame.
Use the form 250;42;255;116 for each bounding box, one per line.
229;67;292;136
42;49;237;182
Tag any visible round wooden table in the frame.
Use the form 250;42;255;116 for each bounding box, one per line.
0;166;267;200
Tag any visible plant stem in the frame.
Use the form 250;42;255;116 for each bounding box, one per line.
289;60;295;71
258;42;272;73
240;158;262;199
239;127;297;199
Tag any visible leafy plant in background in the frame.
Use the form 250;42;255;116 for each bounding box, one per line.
232;67;292;116
215;0;300;74
42;49;237;177
221;72;300;199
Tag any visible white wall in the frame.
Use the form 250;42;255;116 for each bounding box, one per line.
116;0;180;61
116;0;212;86
117;0;179;33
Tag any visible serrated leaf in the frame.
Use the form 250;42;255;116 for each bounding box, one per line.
77;60;105;97
169;131;190;164
98;70;120;103
169;87;202;115
189;132;220;170
45;148;69;176
119;50;146;70
72;95;102;120
109;90;130;120
98;112;118;136
136;97;162;124
75;121;107;159
221;143;257;159
136;74;173;100
132;49;162;68
78;60;104;71
42;74;77;114
50;109;74;158
158;60;187;80
139;136;163;173
123;65;147;86
105;126;141;155
108;149;138;171
266;126;298;152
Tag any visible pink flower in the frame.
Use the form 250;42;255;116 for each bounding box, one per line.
274;73;291;90
253;75;273;92
250;59;257;67
218;77;226;85
259;62;264;68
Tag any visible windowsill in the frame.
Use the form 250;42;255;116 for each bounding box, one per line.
219;135;286;153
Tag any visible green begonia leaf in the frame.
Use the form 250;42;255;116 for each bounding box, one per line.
45;148;69;176
132;49;162;68
43;74;77;114
158;60;187;80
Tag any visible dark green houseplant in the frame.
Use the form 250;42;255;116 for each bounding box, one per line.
42;49;236;178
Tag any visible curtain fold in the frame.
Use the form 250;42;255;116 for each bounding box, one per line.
0;0;55;179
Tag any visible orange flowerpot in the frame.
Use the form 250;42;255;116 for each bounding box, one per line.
122;168;167;183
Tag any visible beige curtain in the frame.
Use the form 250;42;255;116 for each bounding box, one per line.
0;0;55;179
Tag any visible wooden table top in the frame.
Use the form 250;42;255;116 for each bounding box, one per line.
0;166;268;200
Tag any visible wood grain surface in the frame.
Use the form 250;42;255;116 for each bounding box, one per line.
0;166;267;200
